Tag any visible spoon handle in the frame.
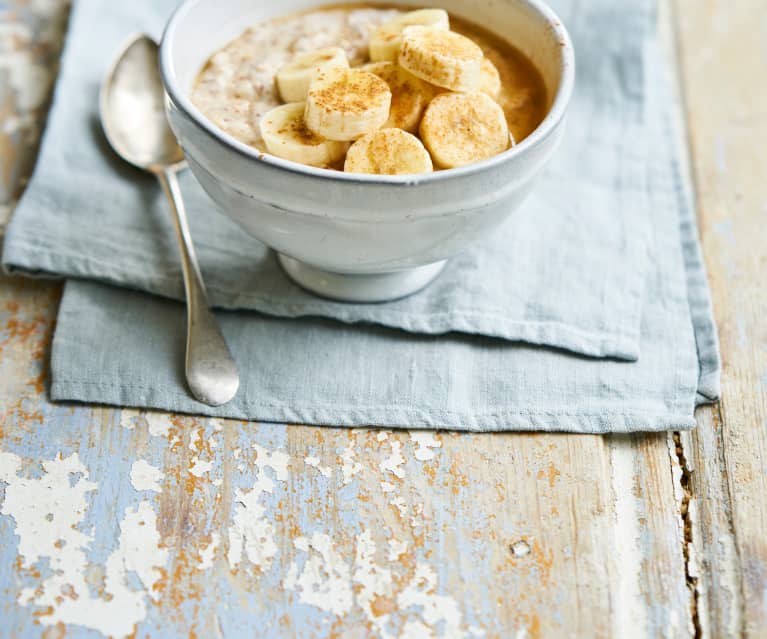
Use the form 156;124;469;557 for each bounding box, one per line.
157;168;240;406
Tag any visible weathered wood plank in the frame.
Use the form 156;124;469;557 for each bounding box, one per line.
674;0;767;636
0;288;692;638
0;0;70;229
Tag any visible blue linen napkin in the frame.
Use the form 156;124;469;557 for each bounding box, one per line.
1;0;655;361
4;0;721;431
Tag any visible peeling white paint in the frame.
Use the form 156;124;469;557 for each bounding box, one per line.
401;620;434;639
189;457;213;478
510;540;531;557
208;435;219;449
227;444;288;570
398;563;464;638
390;496;408;518
211;419;224;432
468;625;486;637
381;481;396;493
388;538;408;561
354;529;394;638
340;445;363;485
380;441;406;479
284;532;354;615
305;455;332;478
282;527;467;637
0;451;168;638
409;503;425;530
609;440;648;638
119;409;139;430
199;532;221;570
189;428;202;452
146;411;173;438
377;431;389;442
410;431;442;461
130;459;163;493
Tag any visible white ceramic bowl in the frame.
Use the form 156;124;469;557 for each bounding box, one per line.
160;0;574;302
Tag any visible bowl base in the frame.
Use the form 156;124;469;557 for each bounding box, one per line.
278;254;447;303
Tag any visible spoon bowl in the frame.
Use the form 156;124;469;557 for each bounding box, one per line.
101;36;185;171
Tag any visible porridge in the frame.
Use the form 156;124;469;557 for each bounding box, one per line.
192;4;548;174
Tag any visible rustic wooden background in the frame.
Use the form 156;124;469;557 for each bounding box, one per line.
0;0;765;637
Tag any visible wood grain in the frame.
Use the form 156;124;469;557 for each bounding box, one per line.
0;271;694;637
673;0;767;636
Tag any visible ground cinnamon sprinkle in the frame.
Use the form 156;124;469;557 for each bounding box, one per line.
192;5;548;160
310;69;390;115
279;118;323;145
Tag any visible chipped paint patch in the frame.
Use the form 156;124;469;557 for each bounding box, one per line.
388;538;408;561
381;481;396;493
189;458;213;478
340;445;363;485
284;532;354;616
390;497;408;518
410;431;442;461
609;440;648;637
0;451;168;638
130;459;163;493
354;529;394;638
146;411;173;437
377;431;389;442
119;409;139;430
380;441;406;479
199;532;221;570
189;428;202;452
401;620;434;638
305;455;332;478
398;563;464;638
227;444;289;570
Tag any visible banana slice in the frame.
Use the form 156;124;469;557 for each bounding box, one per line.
361;61;434;133
369;9;450;62
419;92;509;168
399;26;483;92
345;128;433;175
479;58;502;99
305;67;392;141
276;47;349;103
259;102;349;167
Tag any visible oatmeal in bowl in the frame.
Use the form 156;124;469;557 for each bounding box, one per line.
190;6;548;174
160;0;574;301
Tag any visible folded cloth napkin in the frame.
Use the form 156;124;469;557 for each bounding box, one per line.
5;0;721;432
1;0;656;361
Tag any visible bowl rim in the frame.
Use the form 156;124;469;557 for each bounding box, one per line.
159;0;575;186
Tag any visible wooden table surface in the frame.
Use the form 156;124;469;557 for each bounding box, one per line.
1;1;765;637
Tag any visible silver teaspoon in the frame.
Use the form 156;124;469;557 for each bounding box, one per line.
100;34;239;406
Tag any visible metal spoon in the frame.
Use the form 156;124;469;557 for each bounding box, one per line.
99;34;239;406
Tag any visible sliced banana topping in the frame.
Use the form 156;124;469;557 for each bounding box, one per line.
305;67;392;141
361;61;435;133
399;26;484;92
345;128;433;175
369;9;450;62
260;102;349;167
419;92;509;169
479;58;502;99
276;47;349;103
